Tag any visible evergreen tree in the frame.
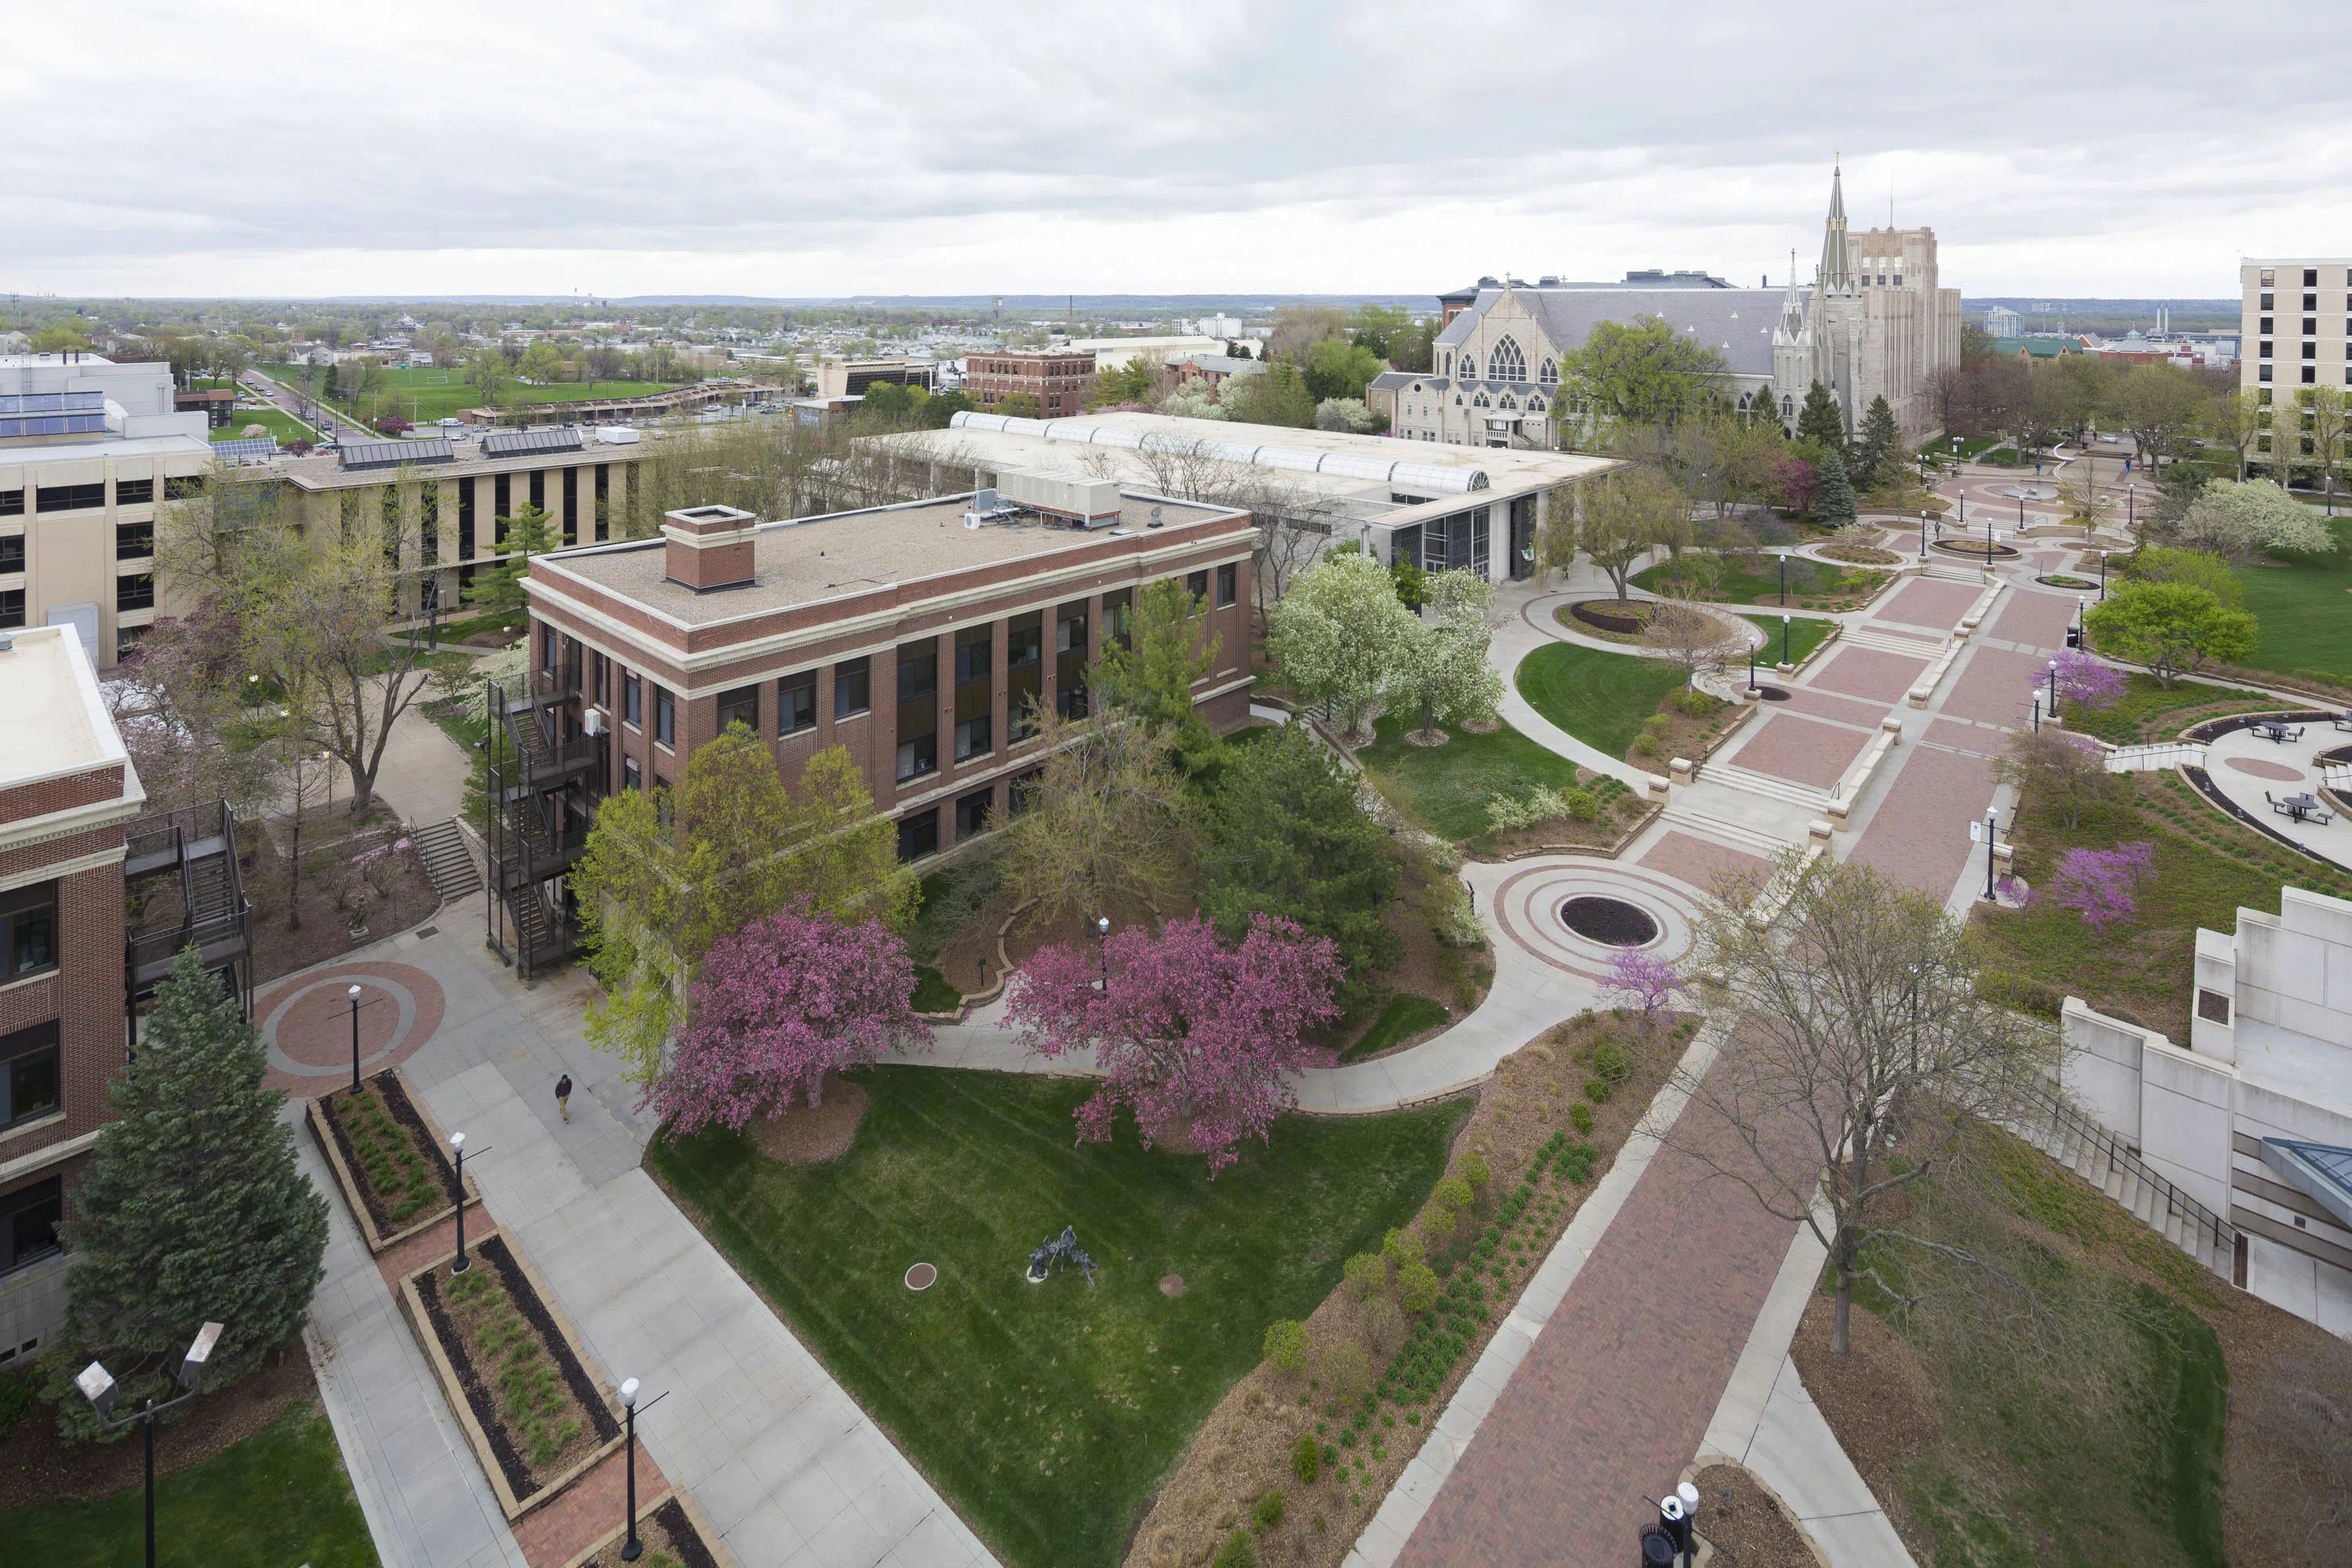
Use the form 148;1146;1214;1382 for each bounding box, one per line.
1813;446;1857;528
1795;379;1846;452
1199;725;1399;1011
1852;395;1901;490
472;503;555;616
1091;577;1219;768
49;949;328;1439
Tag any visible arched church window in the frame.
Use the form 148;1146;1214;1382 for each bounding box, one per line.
1527;395;1545;412
1780;395;1795;418
1442;351;1452;376
1537;358;1558;385
1498;394;1516;409
1472;393;1490;408
1454;394;1463;405
1486;336;1526;383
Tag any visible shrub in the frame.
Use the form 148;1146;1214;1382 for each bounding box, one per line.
1396;1258;1440;1313
1342;1251;1387;1300
0;1369;34;1442
1976;969;2063;1018
1565;789;1599;821
1432;1176;1474;1218
1633;733;1660;756
1589;1038;1631;1083
1558;1143;1599;1184
1322;1340;1370;1400
1381;1226;1423;1270
1642;713;1671;736
1291;1432;1320;1483
1582;1075;1611;1104
1421;1203;1456;1248
1214;1528;1261;1568
1263;1319;1308;1375
1255;1490;1286;1530
1671;688;1714;718
1458;1152;1490;1192
1570;1101;1594;1134
1361;1298;1406;1358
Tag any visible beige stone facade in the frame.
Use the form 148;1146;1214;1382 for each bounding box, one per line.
2238;258;2352;472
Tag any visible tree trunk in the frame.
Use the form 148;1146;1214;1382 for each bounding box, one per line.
1831;1254;1854;1353
807;1075;825;1109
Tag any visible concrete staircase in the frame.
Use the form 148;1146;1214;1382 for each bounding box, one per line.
2016;1086;2236;1280
1844;624;1946;658
412;818;483;903
1922;561;1986;585
1660;804;1798;860
1705;763;1828;813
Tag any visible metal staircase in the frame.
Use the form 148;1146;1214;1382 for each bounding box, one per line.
122;800;254;1043
2016;1083;2237;1279
482;675;597;980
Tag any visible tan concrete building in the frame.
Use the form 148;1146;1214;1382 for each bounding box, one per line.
2238;258;2352;473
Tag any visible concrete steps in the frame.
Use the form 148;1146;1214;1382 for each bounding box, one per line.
1844;626;1946;658
412;818;483;903
2018;1101;2233;1279
1704;764;1828;813
1659;804;1798;860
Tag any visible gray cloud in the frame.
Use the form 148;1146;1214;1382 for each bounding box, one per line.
5;0;2347;297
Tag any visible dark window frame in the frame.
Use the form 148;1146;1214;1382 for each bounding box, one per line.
0;1022;61;1132
1217;562;1237;608
113;477;154;506
35;481;106;514
623;672;642;728
778;670;817;735
716;684;760;735
1;1174;63;1276
0;883;59;983
834;656;872;719
654;686;676;749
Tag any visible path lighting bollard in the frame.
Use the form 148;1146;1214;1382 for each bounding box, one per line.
1777;553;1786;603
2031;691;2042;732
78;1322;225;1568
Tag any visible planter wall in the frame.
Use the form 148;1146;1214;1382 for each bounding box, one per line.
309;1069;482;1255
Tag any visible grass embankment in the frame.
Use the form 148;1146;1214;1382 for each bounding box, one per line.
1512;641;1686;757
211;406;317;447
1969;771;2352;1038
1353;716;1583;841
0;1405;377;1568
2234;514;2352;681
651;1068;1464;1568
2059;673;2278;746
1340;993;1450;1063
263;363;699;426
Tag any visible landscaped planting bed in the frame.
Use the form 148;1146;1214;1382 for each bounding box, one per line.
564;1490;736;1568
402;1235;624;1519
309;1071;478;1254
1123;1011;1690;1568
2060;673;2278;746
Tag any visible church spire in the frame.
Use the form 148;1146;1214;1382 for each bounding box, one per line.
1817;160;1853;292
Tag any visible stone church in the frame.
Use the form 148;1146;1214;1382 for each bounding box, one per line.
1374;165;1962;449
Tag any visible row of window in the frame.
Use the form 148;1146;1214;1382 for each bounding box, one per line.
2256;267;2336;289
2253;365;2348;386
894;769;1046;862
0;476;193;519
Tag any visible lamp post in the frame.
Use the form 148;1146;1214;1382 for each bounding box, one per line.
1777;552;1787;604
1780;613;1791;667
2030;691;2042;732
1974;808;2004;902
77;1323;225;1568
347;983;364;1098
1747;641;1758;694
2098;549;2109;599
450;1132;470;1273
2127;482;2135;533
2048;658;2060;713
1918;509;1928;558
1095;916;1110;992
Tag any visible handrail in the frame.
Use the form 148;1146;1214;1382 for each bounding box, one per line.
2023;1080;2237;1271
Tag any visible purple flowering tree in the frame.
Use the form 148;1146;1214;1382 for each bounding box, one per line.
2051;649;2127;716
2039;841;2156;930
1602;947;1686;1036
654;899;931;1136
1004;913;1341;1175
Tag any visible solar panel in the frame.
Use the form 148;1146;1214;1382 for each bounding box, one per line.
481;426;583;459
337;437;456;470
209;437;280;461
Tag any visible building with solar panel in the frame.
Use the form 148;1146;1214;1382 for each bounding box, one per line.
272;423;662;619
0;353;216;662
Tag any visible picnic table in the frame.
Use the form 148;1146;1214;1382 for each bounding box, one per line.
2274;792;2335;825
2251;720;2307;743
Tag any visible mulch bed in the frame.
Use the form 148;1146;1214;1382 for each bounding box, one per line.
1689;1463;1819;1568
245;828;442;984
409;1234;621;1512
572;1495;724;1568
313;1070;468;1248
1567;598;1654;636
745;1074;869;1165
1122;1011;1693;1568
1819;543;1900;564
0;1342;318;1513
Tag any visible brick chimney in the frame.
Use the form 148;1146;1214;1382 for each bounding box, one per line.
661;505;760;592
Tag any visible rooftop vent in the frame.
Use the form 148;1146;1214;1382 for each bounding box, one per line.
661;504;759;593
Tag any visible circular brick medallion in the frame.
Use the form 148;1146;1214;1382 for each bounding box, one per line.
2224;757;2305;782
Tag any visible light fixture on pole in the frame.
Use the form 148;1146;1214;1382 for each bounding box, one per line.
347;983;364;1098
2048;658;2059;713
2127;482;2135;532
1780;613;1791;666
1971;809;2004;902
2030;690;2042;732
2098;549;2108;599
615;1378;668;1559
78;1322;225;1568
1918;509;1928;557
1095;915;1110;992
450;1132;470;1273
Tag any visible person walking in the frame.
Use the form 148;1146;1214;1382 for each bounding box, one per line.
555;1073;573;1123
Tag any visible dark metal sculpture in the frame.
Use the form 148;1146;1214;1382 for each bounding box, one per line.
1026;1225;1096;1287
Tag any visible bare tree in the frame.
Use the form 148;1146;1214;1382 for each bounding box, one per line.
1639;593;1742;690
1655;850;2061;1353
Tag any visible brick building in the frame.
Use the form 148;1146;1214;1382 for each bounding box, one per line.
963;350;1098;419
496;482;1254;970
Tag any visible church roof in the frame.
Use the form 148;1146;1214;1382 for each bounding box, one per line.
1436;285;1780;376
1818;163;1854;290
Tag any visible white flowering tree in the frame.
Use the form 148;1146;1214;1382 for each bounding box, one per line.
1269;546;1420;742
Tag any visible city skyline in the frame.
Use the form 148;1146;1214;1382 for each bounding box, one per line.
6;2;2348;300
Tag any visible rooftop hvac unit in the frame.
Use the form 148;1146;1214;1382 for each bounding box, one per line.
996;468;1121;528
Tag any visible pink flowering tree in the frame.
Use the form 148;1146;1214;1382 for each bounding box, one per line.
1602;948;1686;1036
2037;841;2155;930
653;899;931;1136
2051;650;2127;715
1004;913;1341;1175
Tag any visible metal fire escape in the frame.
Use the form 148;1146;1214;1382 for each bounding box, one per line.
123;800;254;1045
483;668;598;980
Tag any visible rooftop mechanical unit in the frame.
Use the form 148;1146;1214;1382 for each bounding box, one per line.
993;467;1122;528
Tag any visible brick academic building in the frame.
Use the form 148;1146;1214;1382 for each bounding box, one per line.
492;481;1254;967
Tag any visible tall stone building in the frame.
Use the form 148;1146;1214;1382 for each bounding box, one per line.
1381;165;1962;449
1769;163;1964;441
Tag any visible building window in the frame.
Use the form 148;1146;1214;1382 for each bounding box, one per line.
2305;342;2319;360
0;490;22;517
2306;318;2320;337
896;808;940;862
2259;340;2273;360
0;1022;60;1131
2304;268;2318;287
2258;434;2272;453
0;884;57;982
115;521;154;559
717;684;760;735
594;465;610;542
459;477;477;559
1;1175;62;1276
2259;268;2274;286
0;590;23;630
1486;336;1526;383
1186;569;1209;604
956;786;995;840
494;473;511;543
835;655;871;718
561;466;578;546
0;536;21;573
655;781;673;829
623;673;641;728
954;630;992;687
1217;562;1236;608
778;670;816;735
1008;768;1044;817
654;686;675;749
1007;615;1042;670
2259;365;2274;383
35;482;105;514
114;477;154;506
529;470;544;513
898;644;938;703
622;756;642;793
115;572;154;612
1104;588;1133;650
1537;358;1558;386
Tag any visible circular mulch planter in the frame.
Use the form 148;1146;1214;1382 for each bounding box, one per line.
1559;895;1660;947
1567;599;1653;635
1930;539;2020;561
905;1262;937;1290
1160;1274;1185;1298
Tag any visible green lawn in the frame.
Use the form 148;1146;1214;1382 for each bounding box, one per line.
2234;514;2352;680
1512;641;1688;760
911;964;960;1011
212;405;316;447
651;1069;1466;1568
2062;673;2274;746
1355;715;1584;840
0;1405;377;1568
1632;554;1857;605
1739;613;1832;668
264;363;699;427
1341;993;1450;1062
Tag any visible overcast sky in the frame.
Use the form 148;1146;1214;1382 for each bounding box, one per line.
7;1;2347;302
